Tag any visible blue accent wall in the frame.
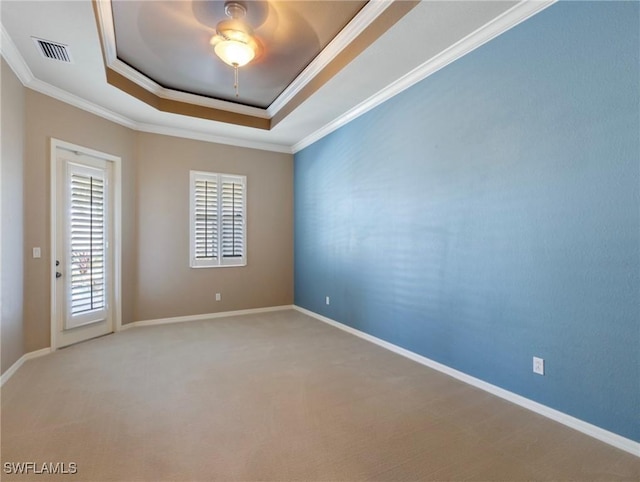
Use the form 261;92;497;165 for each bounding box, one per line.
294;1;640;442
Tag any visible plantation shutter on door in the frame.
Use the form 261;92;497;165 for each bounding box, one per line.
67;162;108;328
190;171;246;268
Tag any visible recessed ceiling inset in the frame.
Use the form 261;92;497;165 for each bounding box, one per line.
111;0;366;109
93;0;421;130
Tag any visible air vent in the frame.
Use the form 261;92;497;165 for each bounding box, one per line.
32;37;72;63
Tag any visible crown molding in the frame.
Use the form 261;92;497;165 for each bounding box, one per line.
31;77;138;129
94;0;269;119
154;77;269;119
0;24;34;84
1;18;290;154
3;0;556;156
94;0;117;64
109;58;270;119
95;0;394;121
266;0;393;117
135;122;292;154
1;21;135;129
292;0;557;153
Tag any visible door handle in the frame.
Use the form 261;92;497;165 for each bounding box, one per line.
56;272;62;279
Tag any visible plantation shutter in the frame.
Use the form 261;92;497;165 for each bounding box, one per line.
190;171;246;267
221;175;246;264
69;167;107;318
193;176;218;262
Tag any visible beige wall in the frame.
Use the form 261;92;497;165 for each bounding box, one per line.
24;90;137;352
1;59;26;373
134;133;293;321
11;86;293;353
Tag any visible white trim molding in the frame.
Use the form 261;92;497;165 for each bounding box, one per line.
292;0;557;153
30;78;137;130
135;122;292;154
122;305;294;330
1;306;293;385
0;26;292;154
0;24;34;83
94;0;392;120
1;1;556;155
109;57;270;119
1;25;136;130
1;348;52;386
95;0;267;119
266;0;393;117
293;305;640;458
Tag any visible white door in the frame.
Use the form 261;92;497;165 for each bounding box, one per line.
54;148;114;347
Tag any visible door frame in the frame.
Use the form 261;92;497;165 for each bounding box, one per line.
50;138;123;350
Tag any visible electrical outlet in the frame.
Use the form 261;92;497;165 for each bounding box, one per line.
325;296;330;305
215;293;221;302
533;356;544;375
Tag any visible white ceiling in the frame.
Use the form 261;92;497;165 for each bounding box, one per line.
0;1;554;153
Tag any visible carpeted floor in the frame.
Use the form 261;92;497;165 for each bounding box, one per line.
1;310;638;481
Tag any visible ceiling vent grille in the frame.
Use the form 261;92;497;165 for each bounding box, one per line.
32;37;72;63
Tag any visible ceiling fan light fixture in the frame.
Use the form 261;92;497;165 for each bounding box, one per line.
214;39;255;67
211;1;259;97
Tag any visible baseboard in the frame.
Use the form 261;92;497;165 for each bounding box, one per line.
293;305;640;458
1;347;52;386
2;306;292;384
122;305;295;330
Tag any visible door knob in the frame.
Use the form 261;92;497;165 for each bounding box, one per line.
56;272;62;279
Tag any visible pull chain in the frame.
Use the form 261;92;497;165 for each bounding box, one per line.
233;63;239;97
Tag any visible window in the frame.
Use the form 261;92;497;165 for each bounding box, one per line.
68;164;107;316
190;170;246;268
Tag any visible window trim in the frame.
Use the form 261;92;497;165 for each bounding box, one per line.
189;170;247;268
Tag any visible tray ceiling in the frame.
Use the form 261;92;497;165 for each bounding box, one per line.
112;1;367;109
0;1;553;152
97;0;416;129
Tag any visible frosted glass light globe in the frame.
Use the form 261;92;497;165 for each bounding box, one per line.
214;40;255;67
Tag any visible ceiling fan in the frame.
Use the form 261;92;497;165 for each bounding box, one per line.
209;1;261;97
126;0;324;106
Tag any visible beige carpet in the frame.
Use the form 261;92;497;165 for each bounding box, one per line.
1;310;638;481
